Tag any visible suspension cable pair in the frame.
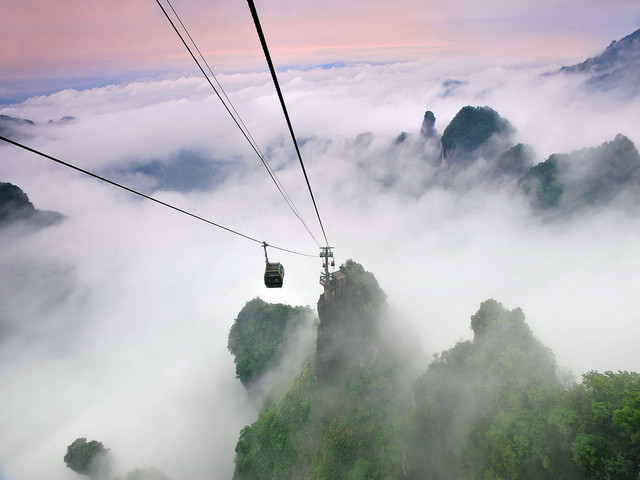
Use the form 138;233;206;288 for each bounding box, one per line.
155;0;330;249
1;1;334;275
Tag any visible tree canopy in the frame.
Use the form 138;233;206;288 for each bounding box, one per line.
230;275;640;480
62;291;640;480
408;299;571;479
228;297;312;386
570;370;640;479
64;438;112;480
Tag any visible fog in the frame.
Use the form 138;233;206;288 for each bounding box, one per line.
1;58;640;479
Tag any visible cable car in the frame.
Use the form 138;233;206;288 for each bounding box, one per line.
262;242;284;288
264;262;285;288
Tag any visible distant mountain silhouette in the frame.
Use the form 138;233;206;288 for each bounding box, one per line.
0;114;36;138
558;28;640;96
0;182;63;228
0;114;35;128
113;150;238;194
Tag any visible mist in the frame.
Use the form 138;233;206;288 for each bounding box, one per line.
1;56;640;479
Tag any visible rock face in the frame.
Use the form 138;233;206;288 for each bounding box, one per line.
559;28;640;96
440;106;514;169
419;110;437;139
315;260;387;382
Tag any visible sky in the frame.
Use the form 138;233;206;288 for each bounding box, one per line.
1;1;640;480
2;0;640;101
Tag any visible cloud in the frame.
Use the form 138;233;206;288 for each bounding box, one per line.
1;55;640;479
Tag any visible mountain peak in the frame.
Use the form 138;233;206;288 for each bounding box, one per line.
440;106;514;168
559;28;640;95
0;182;64;228
316;260;387;382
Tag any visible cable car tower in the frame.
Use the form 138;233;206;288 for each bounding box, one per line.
319;246;335;287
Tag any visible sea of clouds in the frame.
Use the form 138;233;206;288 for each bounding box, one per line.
1;59;640;479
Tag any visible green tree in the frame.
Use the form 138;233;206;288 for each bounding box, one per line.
228;298;311;385
234;358;317;480
570;371;640;479
64;438;112;479
408;299;576;480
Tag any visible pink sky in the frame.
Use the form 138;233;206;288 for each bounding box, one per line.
1;0;639;99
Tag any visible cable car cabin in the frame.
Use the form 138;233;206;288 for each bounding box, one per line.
264;262;285;288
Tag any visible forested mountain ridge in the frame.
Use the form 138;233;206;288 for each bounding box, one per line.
373;31;640;211
558;28;640;96
230;265;640;480
408;299;572;479
0;114;37;141
405;105;640;214
518;134;640;213
408;299;640;479
231;260;415;479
